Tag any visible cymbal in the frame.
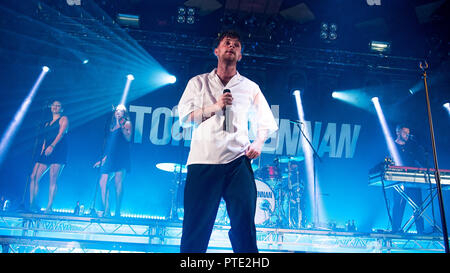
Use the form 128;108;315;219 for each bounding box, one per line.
277;156;304;163
156;163;187;173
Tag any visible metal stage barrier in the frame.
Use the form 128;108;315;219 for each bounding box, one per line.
0;212;446;253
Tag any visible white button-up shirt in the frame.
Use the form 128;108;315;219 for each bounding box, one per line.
178;69;278;166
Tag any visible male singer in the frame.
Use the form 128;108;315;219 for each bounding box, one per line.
177;30;278;253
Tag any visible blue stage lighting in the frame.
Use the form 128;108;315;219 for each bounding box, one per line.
331;90;372;110
371;97;402;165
293;90;325;227
0;67;50;166
167;75;176;84
370;41;391;53
119;75;135;105
444;102;450;115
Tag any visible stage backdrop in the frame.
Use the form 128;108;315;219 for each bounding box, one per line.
0;52;449;234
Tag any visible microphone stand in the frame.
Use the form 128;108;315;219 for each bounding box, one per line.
19;102;48;211
420;61;448;253
169;137;185;221
88;111;112;217
291;120;322;228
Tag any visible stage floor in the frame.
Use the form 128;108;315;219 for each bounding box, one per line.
0;211;446;253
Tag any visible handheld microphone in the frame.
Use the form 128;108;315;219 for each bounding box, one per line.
223;89;231;131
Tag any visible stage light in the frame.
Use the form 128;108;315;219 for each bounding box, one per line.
166;75;177;84
330;24;337;32
186;16;195;24
119;74;135;106
293;90;325;227
82;59;89;64
178;7;186;15
332;90;372;110
66;0;81;6
187;7;195;16
177;15;185;24
329;32;337;40
444;102;450;114
177;7;190;24
0;67;50;166
320;22;337;41
371;97;402;165
370;41;391;53
116;13;140;28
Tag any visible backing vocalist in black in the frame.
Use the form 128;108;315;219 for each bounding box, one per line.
29;100;69;213
93;104;132;218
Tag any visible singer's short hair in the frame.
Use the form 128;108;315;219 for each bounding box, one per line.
214;30;242;48
49;99;64;105
396;123;410;132
48;99;64;111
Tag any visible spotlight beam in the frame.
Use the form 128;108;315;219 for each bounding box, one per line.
371;97;402;165
119;74;135;106
444;102;450;115
0;66;50;166
0;5;156;70
293;90;324;227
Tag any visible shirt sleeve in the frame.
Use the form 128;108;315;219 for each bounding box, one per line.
177;78;201;128
252;86;278;136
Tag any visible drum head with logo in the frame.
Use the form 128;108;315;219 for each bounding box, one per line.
254;179;275;225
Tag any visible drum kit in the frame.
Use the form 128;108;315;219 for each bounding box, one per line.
156;155;306;229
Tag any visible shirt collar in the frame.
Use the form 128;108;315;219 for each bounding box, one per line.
209;68;242;87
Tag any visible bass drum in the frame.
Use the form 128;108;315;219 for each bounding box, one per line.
254;179;276;225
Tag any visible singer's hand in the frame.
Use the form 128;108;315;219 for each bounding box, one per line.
93;156;107;168
246;140;263;159
44;146;54;156
216;92;233;110
119;117;126;127
93;161;101;168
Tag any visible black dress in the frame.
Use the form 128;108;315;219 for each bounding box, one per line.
100;128;131;174
36;117;68;165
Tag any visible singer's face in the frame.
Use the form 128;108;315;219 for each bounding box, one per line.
50;101;62;114
397;127;410;142
115;109;124;119
215;37;242;64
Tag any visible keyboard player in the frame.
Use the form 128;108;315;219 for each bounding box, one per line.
391;124;429;234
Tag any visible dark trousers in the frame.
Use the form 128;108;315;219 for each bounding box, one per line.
180;156;258;253
392;187;424;234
